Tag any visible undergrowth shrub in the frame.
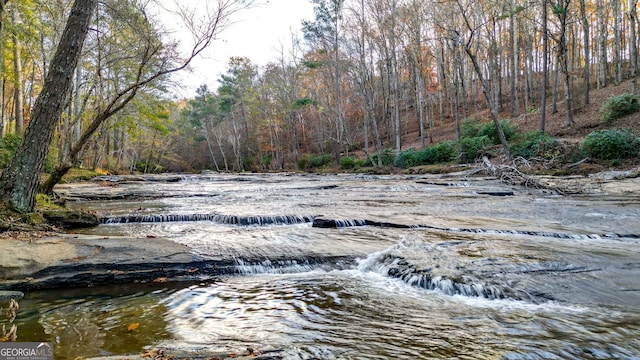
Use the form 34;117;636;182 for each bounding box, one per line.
456;135;492;163
371;149;395;166
460;118;483;138
600;93;640;123
394;142;456;168
340;156;357;169
425;141;456;164
580;129;640;160
394;149;418;168
477;120;519;145
510;131;561;159
298;153;332;170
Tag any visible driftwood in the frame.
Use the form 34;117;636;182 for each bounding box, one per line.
479;156;583;195
566;157;590;169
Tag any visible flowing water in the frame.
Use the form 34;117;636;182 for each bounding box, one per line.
14;173;640;359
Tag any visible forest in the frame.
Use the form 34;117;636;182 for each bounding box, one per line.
0;0;639;182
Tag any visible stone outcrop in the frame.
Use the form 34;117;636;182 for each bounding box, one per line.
42;210;100;228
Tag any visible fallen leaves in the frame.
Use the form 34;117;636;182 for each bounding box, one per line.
127;323;140;331
141;348;174;360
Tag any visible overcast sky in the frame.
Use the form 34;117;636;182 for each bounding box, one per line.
170;0;315;97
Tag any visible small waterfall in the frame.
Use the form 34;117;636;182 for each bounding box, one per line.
334;219;368;228
359;252;509;300
313;218;640;240
234;258;318;275
101;213;315;226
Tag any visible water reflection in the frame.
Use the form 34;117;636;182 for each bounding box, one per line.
15;284;175;359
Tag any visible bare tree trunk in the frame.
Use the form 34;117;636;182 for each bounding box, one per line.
510;0;520;117
552;52;560;114
555;0;574;126
359;0;370;156
214;129;229;171
614;0;622;85
525;32;535;109
11;9;24;135
540;0;549;132
597;0;608;88
0;0;6;138
452;41;462;140
579;0;590;105
203;123;220;172
454;0;511;158
390;0;401;154
0;0;97;213
413;23;426;147
630;0;639;94
333;9;343;163
464;44;512;158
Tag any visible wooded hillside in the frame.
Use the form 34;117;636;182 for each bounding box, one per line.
0;0;639;176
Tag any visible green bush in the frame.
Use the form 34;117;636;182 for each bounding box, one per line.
340;156;357;169
460;118;482;139
456;135;492;163
134;160;163;173
601;93;640;123
371;149;395;166
261;154;272;168
510;131;561;159
421;141;456;164
580;129;640;160
477;120;519;145
0;134;22;167
298;153;332;170
356;158;372;168
393;142;456;168
394;149;418;168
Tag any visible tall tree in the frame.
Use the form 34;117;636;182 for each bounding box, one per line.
303;0;345;162
551;0;574;127
509;0;521;117
540;0;549;132
0;0;96;212
578;0;590;105
613;0;622;85
0;0;9;137
41;0;250;194
454;0;511;158
597;0;608;88
10;7;24;134
630;0;639;94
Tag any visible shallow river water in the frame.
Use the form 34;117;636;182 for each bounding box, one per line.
14;173;640;359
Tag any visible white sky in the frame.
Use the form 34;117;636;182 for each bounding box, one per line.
169;0;316;97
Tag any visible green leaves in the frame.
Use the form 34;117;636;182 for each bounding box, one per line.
552;4;568;15
293;98;318;109
600;93;640;123
580;129;640;160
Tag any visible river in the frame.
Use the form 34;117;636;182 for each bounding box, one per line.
13;173;640;359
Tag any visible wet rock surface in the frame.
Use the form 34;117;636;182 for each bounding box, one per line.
0;234;200;290
0;233;356;291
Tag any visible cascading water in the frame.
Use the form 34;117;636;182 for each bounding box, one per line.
16;173;640;359
102;213;315;226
